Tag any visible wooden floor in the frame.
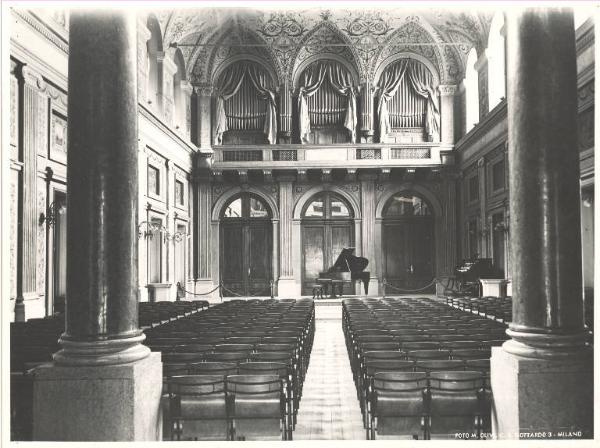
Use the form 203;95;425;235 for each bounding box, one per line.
294;303;365;440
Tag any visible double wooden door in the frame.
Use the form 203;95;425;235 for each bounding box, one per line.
221;221;272;297
383;219;435;291
302;221;354;295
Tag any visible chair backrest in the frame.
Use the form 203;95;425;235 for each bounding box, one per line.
238;362;289;378
360;341;401;353
401;341;440;351
439;341;481;350
204;352;249;363
261;336;297;346
414;359;465;372
363;350;406;362
226;374;282;394
250;351;293;363
373;371;428;391
214;344;254;353
255;343;295;353
168;374;226;395
451;349;490;361
162;352;205;364
172;344;214;353
224;337;261;346
406;350;451;361
429;370;485;390
188;361;238;376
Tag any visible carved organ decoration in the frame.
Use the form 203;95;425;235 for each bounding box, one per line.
214;61;277;145
298;60;358;144
377;58;440;143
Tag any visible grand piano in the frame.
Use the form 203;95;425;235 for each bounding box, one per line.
317;247;370;298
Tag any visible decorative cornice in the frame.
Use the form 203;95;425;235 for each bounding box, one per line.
10;40;68;89
575;18;594;53
12;9;69;54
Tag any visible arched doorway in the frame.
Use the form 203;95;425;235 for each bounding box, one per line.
220;193;272;296
382;192;435;291
301;192;355;295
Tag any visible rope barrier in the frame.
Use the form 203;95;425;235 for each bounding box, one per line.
176;282;221;297
382;278;438;294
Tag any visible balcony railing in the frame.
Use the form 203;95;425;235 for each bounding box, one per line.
212;142;452;169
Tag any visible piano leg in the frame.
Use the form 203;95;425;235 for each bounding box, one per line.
363;279;369;295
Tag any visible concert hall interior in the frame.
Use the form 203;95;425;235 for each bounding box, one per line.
4;4;595;442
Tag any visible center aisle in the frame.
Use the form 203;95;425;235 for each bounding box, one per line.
294;303;365;440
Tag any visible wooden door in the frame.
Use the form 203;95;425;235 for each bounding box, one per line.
221;222;272;296
383;219;434;291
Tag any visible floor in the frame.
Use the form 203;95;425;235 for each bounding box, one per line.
293;303;365;440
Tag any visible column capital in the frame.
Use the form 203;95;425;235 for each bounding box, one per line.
162;55;178;76
438;84;458;96
474;52;488;72
180;80;194;95
193;83;213;96
18;65;45;90
137;17;151;41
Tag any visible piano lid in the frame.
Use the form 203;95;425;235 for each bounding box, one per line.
329;247;369;272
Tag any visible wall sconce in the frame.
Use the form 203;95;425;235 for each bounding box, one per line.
137;221;187;243
39;202;66;227
494;221;510;233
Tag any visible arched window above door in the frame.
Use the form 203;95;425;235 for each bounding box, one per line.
302;192;353;219
384;193;432;217
221;194;271;219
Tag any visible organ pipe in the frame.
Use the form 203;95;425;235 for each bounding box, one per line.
218;62;273;131
386;60;431;129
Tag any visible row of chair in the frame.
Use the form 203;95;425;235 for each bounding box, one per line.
139;300;209;328
148;298;316;441
342;297;507;439
369;370;491;440
444;294;512;322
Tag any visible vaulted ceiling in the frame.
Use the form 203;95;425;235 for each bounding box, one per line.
152;7;495;87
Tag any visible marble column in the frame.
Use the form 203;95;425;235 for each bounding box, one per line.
359;173;378;295
438;84;457;146
192;152;214;297
195;84;213;150
162;56;177;127
491;9;592;439
359;82;375;143
180;80;194;138
278;176;296;296
474;52;489;121
278;81;292;144
33;13;162;441
14;65;44;321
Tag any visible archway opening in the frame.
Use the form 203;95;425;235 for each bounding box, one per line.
382;192;435;292
220;193;273;296
301;192;355;295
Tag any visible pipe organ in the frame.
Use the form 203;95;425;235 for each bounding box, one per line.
219;62;273;131
308;76;347;128
386;61;430;129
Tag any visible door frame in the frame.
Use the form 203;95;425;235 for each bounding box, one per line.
375;185;443;290
382;216;435;290
220;218;273;296
212;188;279;297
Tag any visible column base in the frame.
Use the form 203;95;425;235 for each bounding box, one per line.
277;277;300;298
33;352;163;441
490;346;593;439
